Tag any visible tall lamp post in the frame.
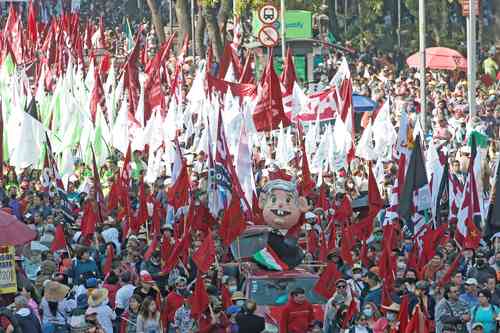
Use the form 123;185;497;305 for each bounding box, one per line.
419;0;426;132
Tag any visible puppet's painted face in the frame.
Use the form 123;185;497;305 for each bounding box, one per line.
259;189;309;230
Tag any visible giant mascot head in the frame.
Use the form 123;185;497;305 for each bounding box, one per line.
258;179;310;231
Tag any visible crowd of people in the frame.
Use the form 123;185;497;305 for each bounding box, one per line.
0;1;498;332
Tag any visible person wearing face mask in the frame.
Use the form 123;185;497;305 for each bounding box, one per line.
230;292;248;308
378;303;400;333
469;251;496;285
360;303;380;330
348;264;366;298
162;276;188;332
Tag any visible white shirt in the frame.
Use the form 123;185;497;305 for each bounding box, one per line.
115;283;136;310
90;303;116;333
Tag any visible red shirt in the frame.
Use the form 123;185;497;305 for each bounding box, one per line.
103;283;120;309
198;312;230;333
279;299;315;333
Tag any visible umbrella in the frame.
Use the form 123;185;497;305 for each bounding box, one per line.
406;47;467;71
0;210;37;246
353;94;378;112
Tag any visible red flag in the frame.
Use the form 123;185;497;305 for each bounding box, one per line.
307;229;319;258
98;16;106;49
220;193;246;246
161;233;190;274
297;124;315;197
27;0;38;44
437;253;462;288
319;232;328;262
313;262;342;299
252;51;291;132
192;230;216;273
340;225;353;266
136;176;149;228
281;48;297;98
405;304;429;333
239;52;255;84
51;224;66;252
218;43;243;80
144;236;160;262
89;73;107;124
342;298;358;328
103;244;114;276
190;274;209;319
144;33;175;122
221;284;232;309
151;200;162;237
81;200;98;237
160;232;172;263
167;165;190;210
398;294;410;333
359;240;370;267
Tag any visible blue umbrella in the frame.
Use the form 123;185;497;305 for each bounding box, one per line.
353;93;378;112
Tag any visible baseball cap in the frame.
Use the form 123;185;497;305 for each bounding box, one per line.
472;322;484;330
465;278;478;286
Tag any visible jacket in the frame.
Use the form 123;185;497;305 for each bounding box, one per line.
235;313;265;333
279;299;315;333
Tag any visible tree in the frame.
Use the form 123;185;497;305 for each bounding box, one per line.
146;0;166;43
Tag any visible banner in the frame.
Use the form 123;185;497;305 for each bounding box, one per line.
0;246;17;294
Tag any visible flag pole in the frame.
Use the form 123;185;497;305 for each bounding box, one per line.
280;0;286;61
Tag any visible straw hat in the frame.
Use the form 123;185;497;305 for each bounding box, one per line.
44;281;70;302
88;288;109;307
231;291;247;301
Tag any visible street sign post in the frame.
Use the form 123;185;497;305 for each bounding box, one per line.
258;25;279;48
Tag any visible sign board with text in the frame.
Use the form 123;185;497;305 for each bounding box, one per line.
0;246;17;294
253;10;312;39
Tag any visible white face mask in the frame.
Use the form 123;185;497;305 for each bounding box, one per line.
228;285;238;293
353;273;362;280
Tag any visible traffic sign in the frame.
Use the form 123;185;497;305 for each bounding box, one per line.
461;0;480;16
258;4;279;25
258;25;279;48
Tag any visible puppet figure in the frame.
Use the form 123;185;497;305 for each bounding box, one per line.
253;179;310;270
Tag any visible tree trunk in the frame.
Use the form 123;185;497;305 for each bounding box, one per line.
195;11;207;57
203;4;224;62
146;0;166;43
217;0;232;43
175;0;192;50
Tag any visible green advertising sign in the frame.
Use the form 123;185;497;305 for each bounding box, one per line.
253;10;312;39
273;55;307;83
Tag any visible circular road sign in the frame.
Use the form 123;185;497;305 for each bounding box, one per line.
258;25;279;48
258;4;279;25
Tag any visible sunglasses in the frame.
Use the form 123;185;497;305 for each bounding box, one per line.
337;285;347;289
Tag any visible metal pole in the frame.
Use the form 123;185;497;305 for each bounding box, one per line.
397;0;401;48
467;0;477;119
280;0;286;61
191;0;196;57
419;0;426;132
344;0;347;35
